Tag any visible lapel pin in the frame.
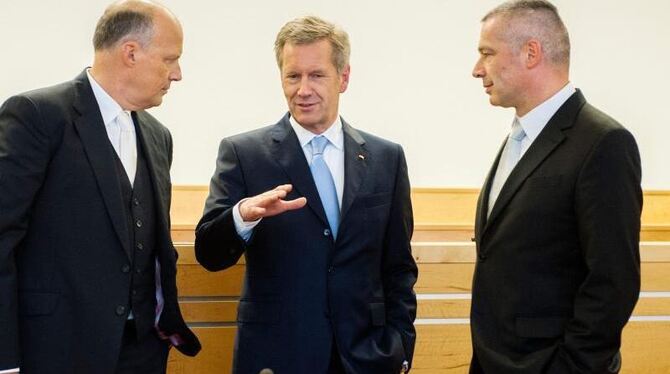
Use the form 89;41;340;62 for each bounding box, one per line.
358;154;365;161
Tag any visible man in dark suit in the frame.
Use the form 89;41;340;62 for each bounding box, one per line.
469;1;641;373
0;1;200;373
195;15;417;374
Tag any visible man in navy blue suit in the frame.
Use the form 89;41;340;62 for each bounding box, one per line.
195;15;417;374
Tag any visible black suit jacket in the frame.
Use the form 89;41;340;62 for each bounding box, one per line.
195;115;417;373
0;71;199;373
470;90;642;374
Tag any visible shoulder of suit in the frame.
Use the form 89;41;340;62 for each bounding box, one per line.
8;79;77;112
223;123;278;146
350;126;402;152
576;101;627;134
0;79;79;143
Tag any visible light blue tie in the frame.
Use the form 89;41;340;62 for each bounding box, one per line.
488;119;526;217
310;135;340;238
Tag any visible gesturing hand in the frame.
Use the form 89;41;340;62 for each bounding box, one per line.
239;184;307;222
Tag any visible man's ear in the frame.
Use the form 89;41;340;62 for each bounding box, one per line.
525;39;542;69
120;41;141;67
339;64;351;93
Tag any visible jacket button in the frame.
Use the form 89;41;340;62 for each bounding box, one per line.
116;305;126;316
323;229;331;236
328;266;334;274
136;219;143;228
121;264;130;273
136;242;144;250
478;254;487;262
133;198;140;206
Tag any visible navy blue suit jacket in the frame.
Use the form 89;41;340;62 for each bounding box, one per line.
195;115;417;373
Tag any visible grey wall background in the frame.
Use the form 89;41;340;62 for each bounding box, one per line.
1;1;668;188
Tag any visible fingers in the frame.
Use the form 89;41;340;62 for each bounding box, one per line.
282;197;307;211
273;184;293;193
240;184;305;221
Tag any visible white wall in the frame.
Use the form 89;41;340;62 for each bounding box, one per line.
2;1;668;188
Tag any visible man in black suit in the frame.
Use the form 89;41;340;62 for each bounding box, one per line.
0;1;200;373
195;15;417;374
469;1;641;373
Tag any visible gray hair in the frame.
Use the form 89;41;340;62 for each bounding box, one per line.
274;15;350;73
93;2;155;50
483;0;570;66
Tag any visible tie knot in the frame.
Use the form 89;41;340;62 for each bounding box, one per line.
311;135;329;156
510;120;525;141
117;111;133;132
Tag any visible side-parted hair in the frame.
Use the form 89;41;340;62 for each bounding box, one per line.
483;0;570;66
274;16;350;73
93;6;154;50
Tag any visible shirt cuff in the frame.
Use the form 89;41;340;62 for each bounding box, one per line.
232;199;261;242
0;368;20;373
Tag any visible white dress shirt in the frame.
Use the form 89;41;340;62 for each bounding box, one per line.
233;115;345;241
87;69;137;185
515;82;576;158
487;82;576;216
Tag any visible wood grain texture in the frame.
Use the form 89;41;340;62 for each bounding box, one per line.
166;322;670;373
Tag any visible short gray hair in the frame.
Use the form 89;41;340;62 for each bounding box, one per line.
93;3;154;50
274;15;350;73
483;0;570;66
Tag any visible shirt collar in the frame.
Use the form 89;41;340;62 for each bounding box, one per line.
86;69;125;127
516;82;576;142
289;114;344;151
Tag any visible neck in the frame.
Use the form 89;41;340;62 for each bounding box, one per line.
515;70;569;117
90;57;135;111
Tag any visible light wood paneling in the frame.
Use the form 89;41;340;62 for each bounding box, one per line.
176;297;670;323
180;300;238;323
167;327;236;374
166;322;670;374
170;187;670;241
169;187;670;373
177;264;244;297
414;263;670;293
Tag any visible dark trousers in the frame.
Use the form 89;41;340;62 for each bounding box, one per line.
328;340;345;374
115;320;170;374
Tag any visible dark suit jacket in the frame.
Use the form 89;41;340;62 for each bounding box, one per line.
195;114;417;373
0;71;200;373
470;90;642;374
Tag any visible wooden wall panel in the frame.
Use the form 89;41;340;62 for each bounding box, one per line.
166;323;670;374
170;187;670;242
169;186;670;373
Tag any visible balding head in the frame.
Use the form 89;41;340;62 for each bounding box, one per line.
93;0;179;51
90;0;183;111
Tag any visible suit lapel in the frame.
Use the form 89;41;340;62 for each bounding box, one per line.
270;115;329;227
134;112;171;235
475;139;505;241
340;120;368;222
71;71;131;259
482;91;586;237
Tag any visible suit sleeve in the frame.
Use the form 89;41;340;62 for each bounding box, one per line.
382;145;418;368
549;128;642;373
194;138;248;271
0;96;57;370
